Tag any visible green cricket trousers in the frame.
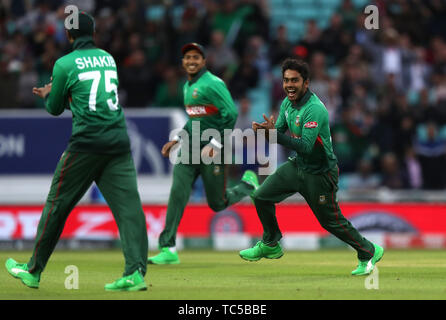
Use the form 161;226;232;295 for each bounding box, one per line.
27;151;148;276
158;162;253;248
253;160;375;260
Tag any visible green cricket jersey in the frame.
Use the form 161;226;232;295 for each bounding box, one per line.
275;89;337;174
44;35;130;154
182;68;238;149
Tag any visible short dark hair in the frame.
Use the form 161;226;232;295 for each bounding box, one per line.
281;58;310;81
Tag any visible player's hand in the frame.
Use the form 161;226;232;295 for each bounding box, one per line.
161;140;178;158
201;144;218;160
252;121;267;132
32;82;52;99
254;114;275;140
261;114;275;130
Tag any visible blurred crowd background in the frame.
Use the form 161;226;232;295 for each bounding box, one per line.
1;0;446;191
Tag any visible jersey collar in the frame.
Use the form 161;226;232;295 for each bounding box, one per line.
72;35;96;51
291;89;312;109
187;67;207;85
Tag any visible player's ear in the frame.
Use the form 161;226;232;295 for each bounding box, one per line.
303;78;309;89
65;30;74;43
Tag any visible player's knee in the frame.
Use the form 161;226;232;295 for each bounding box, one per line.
208;200;226;212
251;189;263;202
318;217;339;232
251;192;270;205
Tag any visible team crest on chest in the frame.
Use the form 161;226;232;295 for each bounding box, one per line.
213;165;221;175
319;194;327;204
192;88;199;99
295;115;301;127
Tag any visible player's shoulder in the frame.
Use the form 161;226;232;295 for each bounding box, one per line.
55;51;76;67
307;93;328;114
279;97;293;111
204;71;226;86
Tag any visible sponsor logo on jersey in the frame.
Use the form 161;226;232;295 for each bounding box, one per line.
185;105;219;117
304;121;318;128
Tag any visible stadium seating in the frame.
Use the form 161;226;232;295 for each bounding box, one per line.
269;0;369;42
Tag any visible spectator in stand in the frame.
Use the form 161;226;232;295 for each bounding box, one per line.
299;19;323;56
319;13;351;63
415;122;446;189
402;146;423;190
153;66;184;108
325;79;342;125
229;51;259;100
17;56;39;109
409;47;432;94
309;52;331;105
346;158;381;191
414;88;439;124
205;29;238;81
379;152;409;189
332;107;370;173
269;25;293;67
337;0;360;33
119;49;152;107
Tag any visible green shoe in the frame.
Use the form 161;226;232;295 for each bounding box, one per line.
239;241;284;261
241;170;259;193
5;258;40;289
351;243;384;276
147;247;180;265
105;270;147;291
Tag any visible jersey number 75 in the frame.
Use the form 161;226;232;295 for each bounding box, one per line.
78;70;119;112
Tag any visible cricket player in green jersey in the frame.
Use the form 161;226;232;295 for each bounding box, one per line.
148;43;259;264
5;12;148;291
239;58;384;276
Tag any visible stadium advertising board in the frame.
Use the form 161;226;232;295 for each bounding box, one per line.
0;111;177;175
1;203;446;249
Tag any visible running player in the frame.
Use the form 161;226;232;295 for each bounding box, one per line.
239;58;384;276
148;43;259;265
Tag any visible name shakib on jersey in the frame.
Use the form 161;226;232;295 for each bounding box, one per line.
75;56;117;70
185;105;219;117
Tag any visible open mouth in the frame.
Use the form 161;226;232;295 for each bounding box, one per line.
286;88;298;99
187;64;198;72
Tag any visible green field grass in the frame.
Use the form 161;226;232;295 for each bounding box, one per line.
1;249;446;300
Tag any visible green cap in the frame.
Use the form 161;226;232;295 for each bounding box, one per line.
66;11;95;38
181;42;206;58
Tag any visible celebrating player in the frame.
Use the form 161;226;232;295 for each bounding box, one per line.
5;12;148;291
239;58;384;276
147;43;259;265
